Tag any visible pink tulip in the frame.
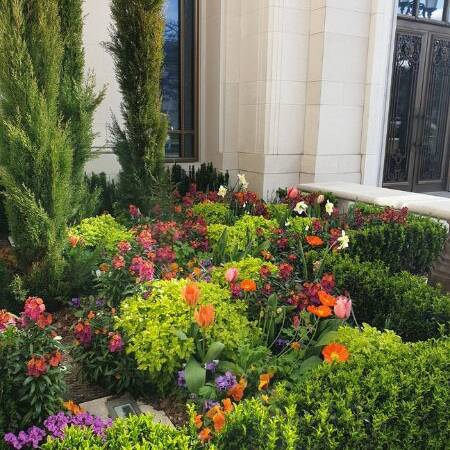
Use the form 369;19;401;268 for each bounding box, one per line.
225;268;239;283
334;296;352;320
287;187;299;199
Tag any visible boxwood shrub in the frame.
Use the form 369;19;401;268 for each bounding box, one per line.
206;326;450;450
348;215;448;274
327;255;450;341
41;415;194;450
191;201;231;225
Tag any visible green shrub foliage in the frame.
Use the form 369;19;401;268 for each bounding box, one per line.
0;0;103;298
68;214;133;253
106;0;168;207
328;255;450;341
294;326;450;450
42;415;194;450
57;0;104;218
348;216;447;274
207;327;449;450
117;280;253;387
0;0;73;297
191;202;231;225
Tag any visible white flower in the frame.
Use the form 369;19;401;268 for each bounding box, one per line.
325;200;334;216
53;335;62;341
316;194;325;204
285;221;291;227
294;201;308;215
305;225;309;231
218;185;227;198
95;269;102;278
237;173;249;190
337;230;349;250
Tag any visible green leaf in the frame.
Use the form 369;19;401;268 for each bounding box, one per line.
298;356;322;374
174;330;188;341
185;357;206;394
203;342;225;363
314;330;339;347
198;385;217;400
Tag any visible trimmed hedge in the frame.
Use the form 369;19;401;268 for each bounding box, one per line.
37;327;450;449
206;326;450;450
41;415;194;450
348;216;448;274
327;255;450;341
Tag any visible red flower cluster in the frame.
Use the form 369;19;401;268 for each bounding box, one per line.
23;297;53;329
27;351;63;378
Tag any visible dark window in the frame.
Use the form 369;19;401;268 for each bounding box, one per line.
397;0;450;22
162;0;197;160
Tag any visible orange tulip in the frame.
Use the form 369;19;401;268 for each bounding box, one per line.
305;235;324;247
213;411;226;432
322;343;349;363
307;305;332;318
222;398;233;413
194;414;203;429
240;279;257;292
194;304;215;328
318;290;337;307
182;282;201;306
198;427;212;443
63;400;85;415
258;373;273;391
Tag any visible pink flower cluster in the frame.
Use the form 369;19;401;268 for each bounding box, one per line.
108;333;124;353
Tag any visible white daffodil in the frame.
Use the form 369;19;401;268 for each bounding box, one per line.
325;200;334;216
316;194;325;204
237;173;249;190
218;185;227;198
294;201;308;215
337;230;349;250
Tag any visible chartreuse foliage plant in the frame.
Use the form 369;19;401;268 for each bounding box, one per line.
327;255;450;341
68;215;133;253
191;201;231;225
212;257;278;286
116;280;253;388
106;0;168;208
209;215;277;263
41;415;194;450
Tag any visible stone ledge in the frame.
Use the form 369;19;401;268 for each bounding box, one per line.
299;182;450;221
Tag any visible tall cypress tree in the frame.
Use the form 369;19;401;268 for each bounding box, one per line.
106;0;168;208
0;0;72;298
58;0;105;218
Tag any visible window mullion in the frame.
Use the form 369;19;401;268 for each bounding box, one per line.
179;0;185;158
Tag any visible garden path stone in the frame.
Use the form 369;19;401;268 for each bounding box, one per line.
80;395;174;427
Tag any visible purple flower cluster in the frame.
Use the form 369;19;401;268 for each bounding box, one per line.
215;371;237;391
205;361;218;373
4;427;45;449
177;370;186;387
3;412;112;449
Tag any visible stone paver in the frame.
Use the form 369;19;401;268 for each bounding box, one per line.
80;395;174;427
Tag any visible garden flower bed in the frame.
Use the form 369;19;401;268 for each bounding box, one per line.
1;180;449;450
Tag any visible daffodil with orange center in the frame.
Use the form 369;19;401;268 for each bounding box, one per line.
322;343;349;363
307;304;332;318
258;373;273;391
305;235;324;247
318;290;337;307
181;282;201;306
194;304;215;328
